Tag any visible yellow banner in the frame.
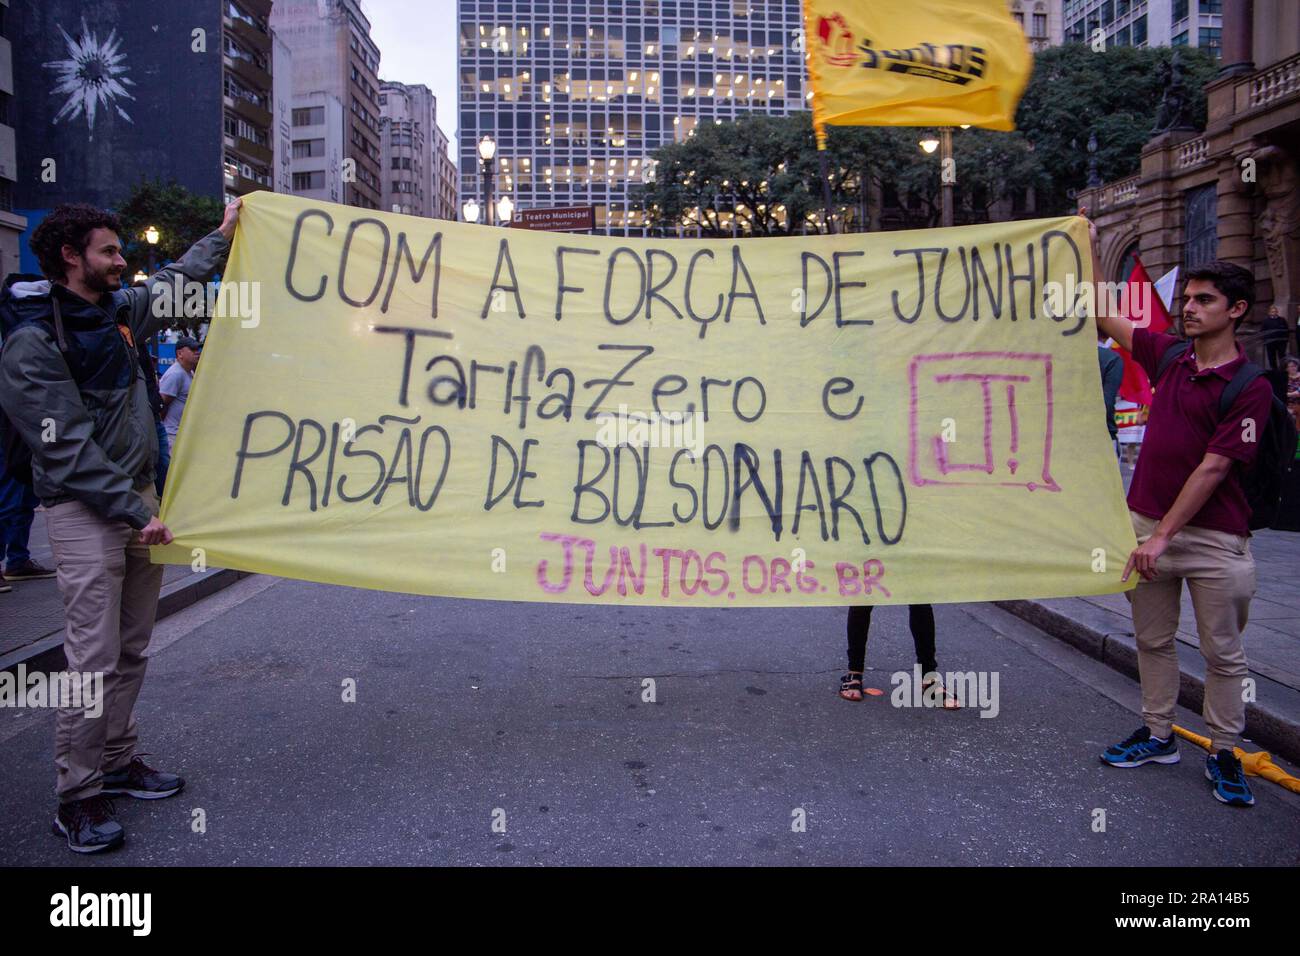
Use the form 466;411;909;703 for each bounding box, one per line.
155;191;1136;606
803;0;1033;140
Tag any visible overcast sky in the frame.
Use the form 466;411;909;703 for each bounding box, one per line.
361;0;461;158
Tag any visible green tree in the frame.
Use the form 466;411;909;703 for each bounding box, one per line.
115;179;225;276
1014;43;1218;214
633;113;1046;235
632;114;821;236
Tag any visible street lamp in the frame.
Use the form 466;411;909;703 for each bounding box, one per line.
495;194;515;225
144;224;160;275
478;135;497;226
463;199;481;223
1086;131;1101;188
132;270;148;285
918;135;940;154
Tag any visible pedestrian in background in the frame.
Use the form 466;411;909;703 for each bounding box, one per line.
135;337;170;497
0;442;56;585
1261;305;1289;370
1099;331;1124;457
158;336;200;455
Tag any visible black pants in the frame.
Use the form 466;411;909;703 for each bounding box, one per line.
846;604;937;674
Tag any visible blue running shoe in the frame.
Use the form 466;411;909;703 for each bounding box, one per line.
1100;726;1180;767
1205;750;1254;806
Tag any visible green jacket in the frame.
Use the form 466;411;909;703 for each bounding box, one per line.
0;231;230;528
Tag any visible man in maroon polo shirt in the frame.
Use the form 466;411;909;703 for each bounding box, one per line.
1090;238;1272;807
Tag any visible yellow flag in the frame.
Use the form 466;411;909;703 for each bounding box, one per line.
803;0;1033;144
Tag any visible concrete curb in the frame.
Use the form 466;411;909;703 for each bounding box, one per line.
0;568;253;675
995;598;1300;767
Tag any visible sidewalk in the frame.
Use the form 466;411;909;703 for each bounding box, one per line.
1;509;248;672
997;525;1300;765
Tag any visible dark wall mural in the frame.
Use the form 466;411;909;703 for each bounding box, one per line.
11;2;224;213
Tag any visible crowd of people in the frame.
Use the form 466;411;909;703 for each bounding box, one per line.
0;198;1291;854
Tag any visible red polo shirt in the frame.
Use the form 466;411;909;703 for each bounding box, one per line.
1127;328;1274;537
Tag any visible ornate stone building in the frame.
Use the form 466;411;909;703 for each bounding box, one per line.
1080;0;1300;359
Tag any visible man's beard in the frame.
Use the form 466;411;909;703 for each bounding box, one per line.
84;265;123;293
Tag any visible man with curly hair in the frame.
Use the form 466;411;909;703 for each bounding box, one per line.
0;198;240;853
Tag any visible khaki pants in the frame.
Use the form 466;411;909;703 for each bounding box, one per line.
1127;511;1255;753
45;485;164;803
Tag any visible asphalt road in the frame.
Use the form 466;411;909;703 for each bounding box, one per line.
2;575;1298;866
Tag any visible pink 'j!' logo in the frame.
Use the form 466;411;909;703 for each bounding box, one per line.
907;352;1060;492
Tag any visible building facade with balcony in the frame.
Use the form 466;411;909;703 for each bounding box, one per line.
272;32;296;195
272;0;384;209
380;80;434;217
434;125;458;220
222;0;277;201
1008;0;1065;52
457;0;811;234
1081;0;1300;357
1063;0;1224;54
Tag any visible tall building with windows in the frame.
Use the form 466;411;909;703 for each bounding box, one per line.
0;0;26;276
1062;0;1224;55
287;93;347;204
457;0;810;235
272;0;384;209
380;80;435;216
271;32;296;196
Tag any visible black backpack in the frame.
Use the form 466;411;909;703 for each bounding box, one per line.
0;297;71;486
1155;340;1299;531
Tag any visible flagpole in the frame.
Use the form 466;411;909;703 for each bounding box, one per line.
802;0;837;234
817;147;837;235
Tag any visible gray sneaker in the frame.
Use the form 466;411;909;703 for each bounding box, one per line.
101;754;185;799
52;795;125;854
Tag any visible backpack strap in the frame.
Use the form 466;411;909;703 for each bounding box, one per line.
1218;362;1267;418
1154;339;1191;384
50;295;69;353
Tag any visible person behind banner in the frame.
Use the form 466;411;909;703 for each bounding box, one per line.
0;199;240;853
1088;219;1271;807
1098;331;1124;459
136;335;171;497
838;604;959;709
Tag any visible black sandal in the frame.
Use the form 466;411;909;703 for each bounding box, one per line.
839;673;864;702
921;673;961;709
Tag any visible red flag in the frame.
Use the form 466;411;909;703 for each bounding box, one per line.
1110;255;1171;405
